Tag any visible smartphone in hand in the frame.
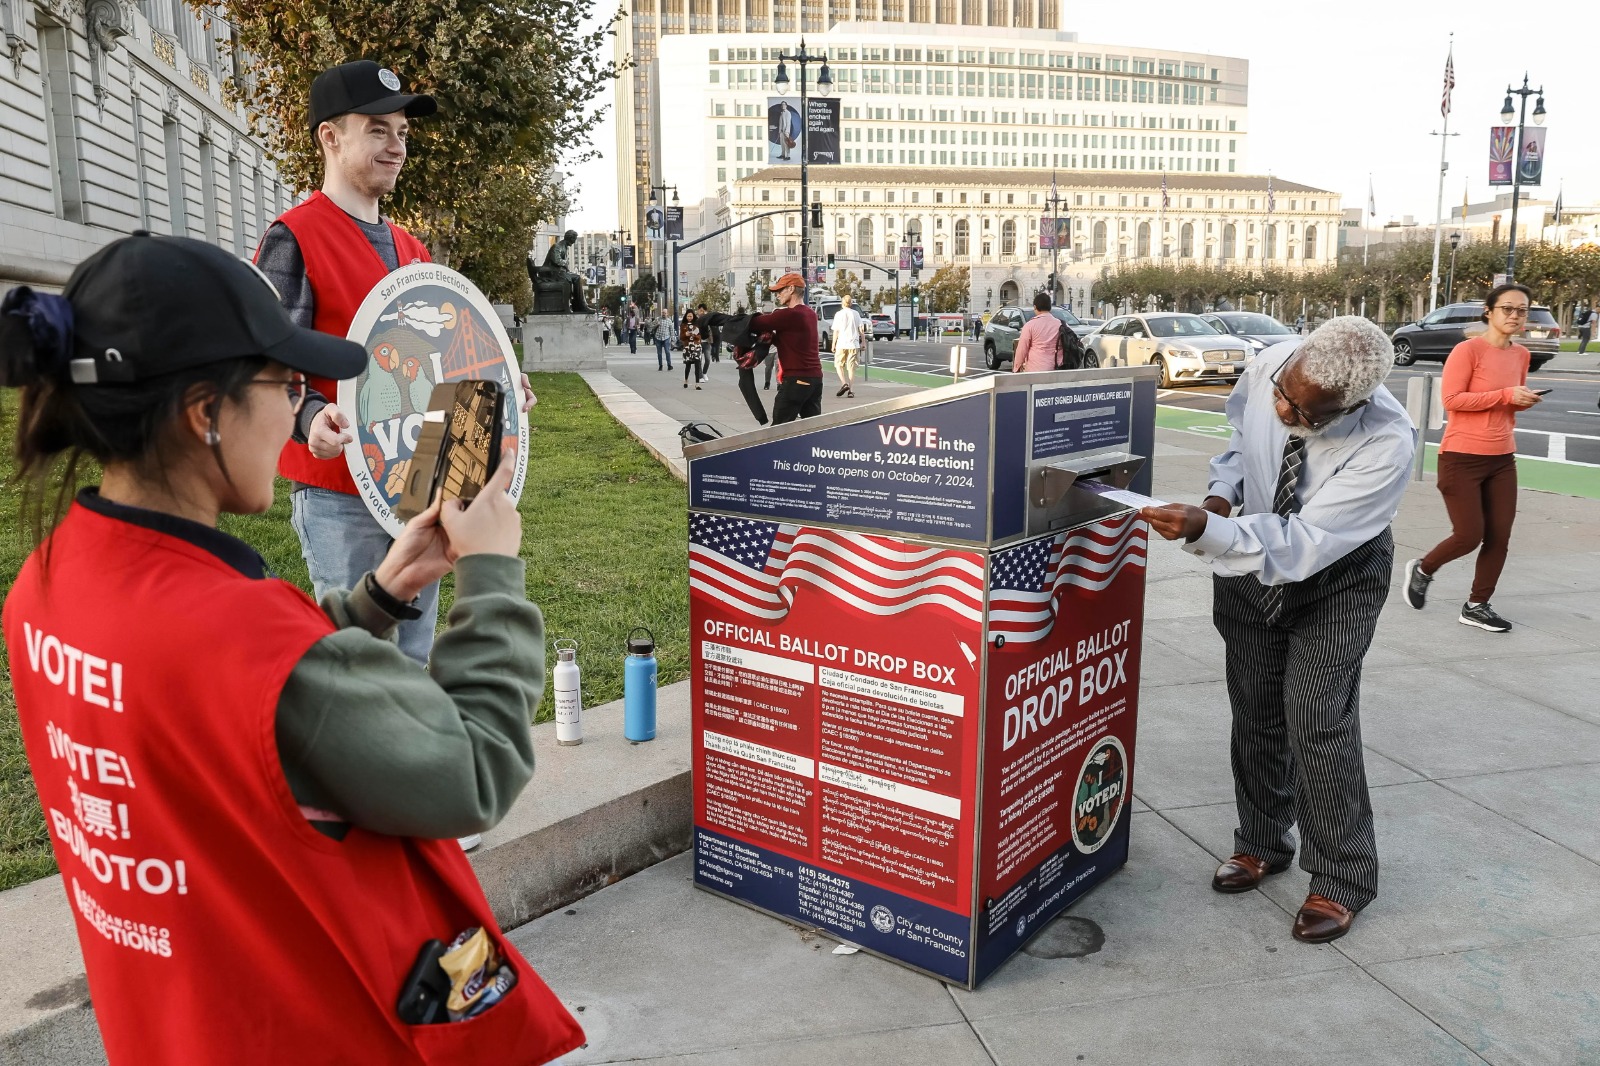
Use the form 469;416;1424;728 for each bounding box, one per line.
397;380;505;521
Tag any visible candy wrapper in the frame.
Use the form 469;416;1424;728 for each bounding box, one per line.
438;926;518;1020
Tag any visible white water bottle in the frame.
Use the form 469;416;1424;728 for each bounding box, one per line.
553;639;582;746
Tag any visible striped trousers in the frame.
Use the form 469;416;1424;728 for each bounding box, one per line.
1211;529;1393;912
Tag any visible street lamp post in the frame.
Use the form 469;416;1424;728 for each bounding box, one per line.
773;40;832;301
1044;171;1066;304
647;183;678;316
611;228;633;312
1446;230;1462;303
1499;74;1546;282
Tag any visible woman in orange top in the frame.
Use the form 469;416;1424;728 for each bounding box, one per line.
1403;283;1544;632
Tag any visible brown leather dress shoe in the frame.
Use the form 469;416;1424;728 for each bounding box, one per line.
1211;853;1289;893
1292;894;1355;943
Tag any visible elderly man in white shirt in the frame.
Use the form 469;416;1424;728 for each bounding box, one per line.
831;295;865;399
1141;317;1415;946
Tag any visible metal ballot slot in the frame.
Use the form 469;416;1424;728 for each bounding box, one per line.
1028;450;1147;535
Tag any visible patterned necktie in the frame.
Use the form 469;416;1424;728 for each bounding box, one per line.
1263;434;1307;626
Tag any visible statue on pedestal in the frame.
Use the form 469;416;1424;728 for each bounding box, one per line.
528;230;590;314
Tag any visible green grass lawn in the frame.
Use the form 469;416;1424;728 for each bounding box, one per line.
0;372;688;891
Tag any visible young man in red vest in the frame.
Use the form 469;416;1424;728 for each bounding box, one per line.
255;61;444;665
257;61;533;672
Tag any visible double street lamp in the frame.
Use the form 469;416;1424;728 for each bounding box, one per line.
1498;74;1547;281
1445;231;1462;304
647;183;677;309
773;41;831;297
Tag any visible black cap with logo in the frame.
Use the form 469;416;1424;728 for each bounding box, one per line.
3;232;366;386
309;60;438;131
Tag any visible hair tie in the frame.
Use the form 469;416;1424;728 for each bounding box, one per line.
1;286;76;377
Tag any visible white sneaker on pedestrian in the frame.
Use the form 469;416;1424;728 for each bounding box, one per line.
458;834;483;851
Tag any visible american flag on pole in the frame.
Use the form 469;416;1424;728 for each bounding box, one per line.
988;515;1147;645
1266;175;1275;215
1160;170;1169;210
689;513;984;624
1441;50;1455;118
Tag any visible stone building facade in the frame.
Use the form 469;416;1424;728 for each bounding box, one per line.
1;0;294;290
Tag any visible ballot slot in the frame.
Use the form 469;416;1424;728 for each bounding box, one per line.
1027;450;1146;535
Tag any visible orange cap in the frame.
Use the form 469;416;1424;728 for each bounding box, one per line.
768;271;805;291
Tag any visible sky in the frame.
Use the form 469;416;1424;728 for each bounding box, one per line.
563;0;1596;233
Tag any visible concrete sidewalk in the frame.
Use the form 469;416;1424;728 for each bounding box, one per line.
533;353;1600;1064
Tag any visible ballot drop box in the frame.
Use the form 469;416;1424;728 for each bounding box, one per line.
683;367;1159;987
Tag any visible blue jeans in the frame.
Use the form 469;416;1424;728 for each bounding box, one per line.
656;339;673;369
627;329;638;354
289;487;440;665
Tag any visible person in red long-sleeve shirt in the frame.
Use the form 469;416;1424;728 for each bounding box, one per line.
752;271;822;424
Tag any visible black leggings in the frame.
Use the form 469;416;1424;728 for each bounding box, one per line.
683;348;703;383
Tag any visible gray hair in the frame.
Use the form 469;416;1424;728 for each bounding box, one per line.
1295;316;1394;406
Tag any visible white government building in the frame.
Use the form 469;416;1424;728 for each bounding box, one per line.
618;8;1340;309
1;0;298;291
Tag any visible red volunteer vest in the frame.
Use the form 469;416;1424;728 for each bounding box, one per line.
3;504;584;1065
266;190;432;493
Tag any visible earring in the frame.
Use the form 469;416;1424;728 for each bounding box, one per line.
204;429;220;445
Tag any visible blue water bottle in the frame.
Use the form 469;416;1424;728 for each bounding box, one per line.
623;626;658;742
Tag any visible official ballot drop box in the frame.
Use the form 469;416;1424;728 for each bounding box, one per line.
683;367;1159;987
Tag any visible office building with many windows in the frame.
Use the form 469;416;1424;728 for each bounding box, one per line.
1;0;296;290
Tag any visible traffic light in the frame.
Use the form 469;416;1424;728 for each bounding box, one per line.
809;201;823;229
826;253;836;270
910;286;920;306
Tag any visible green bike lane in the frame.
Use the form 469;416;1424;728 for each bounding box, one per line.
823;358;1600;501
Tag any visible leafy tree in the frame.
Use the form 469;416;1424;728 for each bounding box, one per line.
597;285;625;315
830;270;869;304
216;0;620;302
687;276;733;314
923;264;970;313
743;275;762;312
630;273;658;312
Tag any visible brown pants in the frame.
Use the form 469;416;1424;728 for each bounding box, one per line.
1420;451;1518;603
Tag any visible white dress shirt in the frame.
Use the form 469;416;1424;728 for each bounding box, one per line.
1184;342;1416;585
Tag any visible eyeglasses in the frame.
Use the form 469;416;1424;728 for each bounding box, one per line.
1271;358;1366;431
248;372;309;413
1490;305;1530;317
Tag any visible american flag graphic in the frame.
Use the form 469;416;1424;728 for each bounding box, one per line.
689;513;984;624
1441;51;1455;118
988;515;1147;645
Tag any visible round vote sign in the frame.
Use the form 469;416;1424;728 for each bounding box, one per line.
338;263;529;536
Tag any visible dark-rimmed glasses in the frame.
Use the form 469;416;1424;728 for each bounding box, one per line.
248;372;309;413
1271;358;1366;431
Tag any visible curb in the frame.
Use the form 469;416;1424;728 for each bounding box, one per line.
580;369;689;481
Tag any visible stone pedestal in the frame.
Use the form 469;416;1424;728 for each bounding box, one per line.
520;313;605;372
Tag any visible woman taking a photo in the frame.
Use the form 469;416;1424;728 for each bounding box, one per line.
1403;282;1543;632
679;307;705;389
1;234;581;1064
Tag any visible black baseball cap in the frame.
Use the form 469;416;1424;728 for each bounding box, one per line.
58;232;365;385
309;60;437;131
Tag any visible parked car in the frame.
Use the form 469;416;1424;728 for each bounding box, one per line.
1074;316;1106;335
1200;311;1297;354
869;313;898;341
1389;302;1557;370
1085;313;1252;387
810;298;843;350
982;306;1095;369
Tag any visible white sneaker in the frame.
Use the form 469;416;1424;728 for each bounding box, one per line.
458;834;483;851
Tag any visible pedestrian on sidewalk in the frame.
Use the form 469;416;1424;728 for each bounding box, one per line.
680;307;705;389
1012;292;1063;373
752;272;822;424
1578;307;1594;356
1404;283;1544;632
601;310;612;347
0;235;583;1066
698;303;720;365
711;310;773;425
1140;317;1413;945
625;305;640;354
651;313;673;371
830;294;864;399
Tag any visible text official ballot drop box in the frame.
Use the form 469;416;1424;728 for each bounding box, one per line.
683;367;1159;987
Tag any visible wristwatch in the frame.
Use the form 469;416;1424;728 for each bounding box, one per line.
364;571;423;621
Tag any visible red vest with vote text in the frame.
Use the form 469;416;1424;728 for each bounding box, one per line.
268;190;431;493
3;504;584;1065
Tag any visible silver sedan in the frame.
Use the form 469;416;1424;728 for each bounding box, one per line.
1086;313;1253;388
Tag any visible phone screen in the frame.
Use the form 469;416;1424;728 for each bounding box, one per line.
397;380;504;521
1532;388;1552;396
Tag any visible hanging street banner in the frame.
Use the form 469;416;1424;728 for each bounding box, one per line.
1517;126;1547;186
621;244;637;269
339;263;530;537
665;205;686;242
1488;126;1515;186
643;205;665;242
767;96;841;166
899;245;911;271
1039;216;1071;249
